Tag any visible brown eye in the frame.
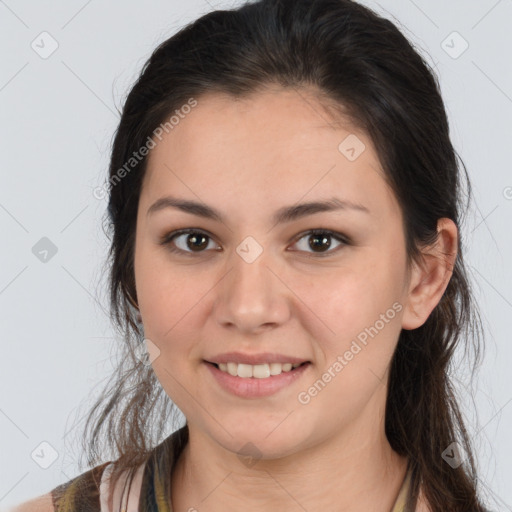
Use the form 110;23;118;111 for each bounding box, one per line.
161;229;220;255
182;232;209;251
291;229;349;256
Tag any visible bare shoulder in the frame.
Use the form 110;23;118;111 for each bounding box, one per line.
6;492;54;512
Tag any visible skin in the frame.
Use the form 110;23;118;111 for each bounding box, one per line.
133;86;456;512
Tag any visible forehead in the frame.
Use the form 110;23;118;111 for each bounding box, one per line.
141;87;400;223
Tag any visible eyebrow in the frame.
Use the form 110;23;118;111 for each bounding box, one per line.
146;195;370;224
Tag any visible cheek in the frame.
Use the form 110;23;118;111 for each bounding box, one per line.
294;251;405;387
134;244;202;349
135;236;189;308
295;257;402;335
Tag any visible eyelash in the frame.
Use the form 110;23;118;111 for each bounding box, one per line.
159;228;351;258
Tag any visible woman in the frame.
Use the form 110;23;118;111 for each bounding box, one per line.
12;0;490;510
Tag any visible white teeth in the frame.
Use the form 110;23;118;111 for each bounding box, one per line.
269;363;282;375
253;364;271;379
227;362;238;376
237;363;253;378
215;361;305;378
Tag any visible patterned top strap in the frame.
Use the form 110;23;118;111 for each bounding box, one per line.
51;461;110;511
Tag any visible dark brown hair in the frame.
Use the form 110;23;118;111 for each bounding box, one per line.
74;0;489;510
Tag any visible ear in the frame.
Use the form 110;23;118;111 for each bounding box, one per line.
401;218;458;330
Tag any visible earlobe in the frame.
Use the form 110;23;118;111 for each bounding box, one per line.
401;218;458;331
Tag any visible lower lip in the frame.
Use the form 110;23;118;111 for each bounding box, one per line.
204;361;311;398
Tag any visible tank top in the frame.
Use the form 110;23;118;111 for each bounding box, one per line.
51;425;412;512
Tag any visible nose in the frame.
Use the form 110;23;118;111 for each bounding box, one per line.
213;246;291;334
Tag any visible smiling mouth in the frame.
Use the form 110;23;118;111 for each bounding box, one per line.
205;361;310;378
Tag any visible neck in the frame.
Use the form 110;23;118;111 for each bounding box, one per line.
171;415;408;511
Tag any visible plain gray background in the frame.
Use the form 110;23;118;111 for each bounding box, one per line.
1;0;511;509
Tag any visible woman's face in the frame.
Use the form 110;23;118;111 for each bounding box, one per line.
134;87;414;458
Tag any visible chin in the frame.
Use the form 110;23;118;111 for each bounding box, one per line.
204;416;314;461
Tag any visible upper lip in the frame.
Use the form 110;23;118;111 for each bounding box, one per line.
205;352;310;365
